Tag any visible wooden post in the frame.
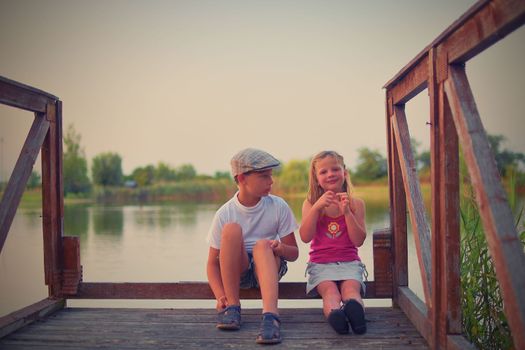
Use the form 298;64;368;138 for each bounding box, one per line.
387;97;408;307
41;101;64;297
373;228;393;298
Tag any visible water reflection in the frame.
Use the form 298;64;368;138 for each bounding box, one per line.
64;204;89;238
92;206;124;236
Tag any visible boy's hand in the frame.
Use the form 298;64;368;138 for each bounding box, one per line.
269;240;284;257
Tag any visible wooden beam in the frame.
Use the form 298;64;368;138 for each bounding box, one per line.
0;298;65;338
429;47;442;349
439;80;461;336
384;0;525;90
389;116;408;306
397;286;431;343
447;335;476;350
386;54;428;105
444;64;525;350
0;75;57;113
71;281;379;300
444;0;525;64
41;102;64;296
0;115;50;253
392;106;432;306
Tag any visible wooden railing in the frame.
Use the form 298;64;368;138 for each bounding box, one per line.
384;0;525;349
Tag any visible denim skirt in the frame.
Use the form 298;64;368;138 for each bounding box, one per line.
306;260;366;297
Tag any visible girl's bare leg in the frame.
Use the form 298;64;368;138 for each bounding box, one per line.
316;281;343;318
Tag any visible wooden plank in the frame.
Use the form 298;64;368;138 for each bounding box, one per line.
41;102;63;297
0;76;57;113
398;286;431;344
444;64;525;350
0;114;50;253
0;298;65;338
72;281;378;300
392;106;432;306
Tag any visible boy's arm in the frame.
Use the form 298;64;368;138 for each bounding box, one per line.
273;232;299;262
206;247;226;308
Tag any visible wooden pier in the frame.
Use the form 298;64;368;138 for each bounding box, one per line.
0;306;428;349
1;1;524;349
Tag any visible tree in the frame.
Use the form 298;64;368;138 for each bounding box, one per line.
91;152;123;186
26;171;41;189
487;134;525;177
132;165;155;187
277;159;309;193
63;124;91;195
174;164;196;181
353;147;388;181
214;171;231;180
155;162;176;182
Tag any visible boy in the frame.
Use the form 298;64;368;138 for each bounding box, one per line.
206;148;299;345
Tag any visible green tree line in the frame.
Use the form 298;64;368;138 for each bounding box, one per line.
35;124;522;199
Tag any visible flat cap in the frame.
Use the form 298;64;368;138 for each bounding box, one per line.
230;148;280;177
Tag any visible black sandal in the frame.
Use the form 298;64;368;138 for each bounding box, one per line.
217;305;241;330
256;312;282;344
343;299;367;334
327;309;349;334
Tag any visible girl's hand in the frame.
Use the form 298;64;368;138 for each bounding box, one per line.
216;295;227;311
337;192;356;214
269;240;283;256
313;191;337;211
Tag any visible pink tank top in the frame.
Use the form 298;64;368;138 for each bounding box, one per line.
308;214;360;263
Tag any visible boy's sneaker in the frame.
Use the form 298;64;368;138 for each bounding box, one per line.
256;312;282;344
217;305;241;330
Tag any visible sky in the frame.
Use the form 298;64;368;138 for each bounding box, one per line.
1;0;524;180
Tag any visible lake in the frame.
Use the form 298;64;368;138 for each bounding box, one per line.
1;196;427;316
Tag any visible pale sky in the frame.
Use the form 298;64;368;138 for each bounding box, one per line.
1;0;524;180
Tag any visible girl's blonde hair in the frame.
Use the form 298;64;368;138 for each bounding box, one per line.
307;150;353;204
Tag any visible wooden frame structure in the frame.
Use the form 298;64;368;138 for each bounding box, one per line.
1;1;524;348
384;0;525;348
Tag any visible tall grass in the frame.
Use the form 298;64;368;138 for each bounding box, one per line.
460;167;525;349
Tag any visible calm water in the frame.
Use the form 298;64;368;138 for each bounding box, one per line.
1;197;427;316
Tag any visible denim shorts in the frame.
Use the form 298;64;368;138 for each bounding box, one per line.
305;260;366;297
240;253;288;289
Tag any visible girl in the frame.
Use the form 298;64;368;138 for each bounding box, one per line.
299;150;367;335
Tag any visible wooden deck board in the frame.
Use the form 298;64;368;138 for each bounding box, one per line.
0;307;428;349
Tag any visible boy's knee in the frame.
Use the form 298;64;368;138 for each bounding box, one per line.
252;239;271;254
221;223;243;243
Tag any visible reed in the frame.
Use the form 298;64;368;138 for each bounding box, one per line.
459;167;524;349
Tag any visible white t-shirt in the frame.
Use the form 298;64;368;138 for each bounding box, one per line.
206;192;298;253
